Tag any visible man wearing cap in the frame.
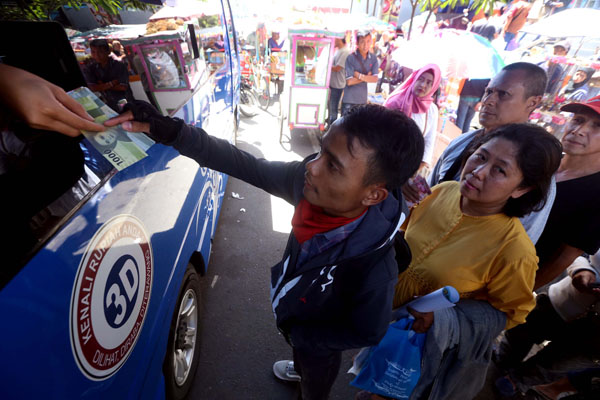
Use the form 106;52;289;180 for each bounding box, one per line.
342;30;379;116
493;96;600;396
532;95;600;289
542;41;570;95
268;31;284;52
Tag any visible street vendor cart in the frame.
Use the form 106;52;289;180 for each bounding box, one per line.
279;27;345;141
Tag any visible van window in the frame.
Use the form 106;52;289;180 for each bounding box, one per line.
198;3;229;74
0;126;115;284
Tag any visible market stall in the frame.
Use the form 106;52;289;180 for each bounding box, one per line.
279;26;344;140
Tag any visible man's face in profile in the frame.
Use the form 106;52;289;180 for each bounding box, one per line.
303;126;377;218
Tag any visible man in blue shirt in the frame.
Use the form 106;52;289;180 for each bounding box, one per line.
342;30;379;115
268;31;283;52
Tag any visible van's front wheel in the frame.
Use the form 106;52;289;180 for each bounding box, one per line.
164;264;201;400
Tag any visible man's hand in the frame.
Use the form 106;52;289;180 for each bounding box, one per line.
401;175;431;206
408;308;434;333
104;100;183;144
572;270;600;295
0;64;105;137
105;110;150;133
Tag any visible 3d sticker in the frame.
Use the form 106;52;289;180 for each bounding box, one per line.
70;215;153;380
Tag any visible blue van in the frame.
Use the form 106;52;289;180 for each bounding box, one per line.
0;1;239;398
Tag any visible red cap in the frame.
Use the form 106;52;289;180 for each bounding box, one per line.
560;95;600;116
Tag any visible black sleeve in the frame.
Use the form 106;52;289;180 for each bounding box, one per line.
171;122;305;205
565;211;600;256
288;257;397;352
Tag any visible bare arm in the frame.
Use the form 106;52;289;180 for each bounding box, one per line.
347;71;378;86
331;65;343;72
534;243;584;290
0;64;104;136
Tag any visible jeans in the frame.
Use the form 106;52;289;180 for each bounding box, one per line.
341;102;358;117
328;87;343;124
455;97;479;133
293;348;342;400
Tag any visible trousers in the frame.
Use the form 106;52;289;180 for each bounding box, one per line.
293;348;342;400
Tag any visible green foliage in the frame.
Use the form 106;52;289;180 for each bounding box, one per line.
0;0;154;22
419;0;504;14
198;14;219;28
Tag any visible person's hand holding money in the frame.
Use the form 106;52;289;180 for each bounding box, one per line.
0;64;105;137
104;100;184;144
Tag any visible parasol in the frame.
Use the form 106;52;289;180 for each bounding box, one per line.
391;29;505;79
149;0;221;21
520;9;600;38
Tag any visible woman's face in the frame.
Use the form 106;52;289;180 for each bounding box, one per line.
573;71;588;83
460;137;531;214
413;71;434;98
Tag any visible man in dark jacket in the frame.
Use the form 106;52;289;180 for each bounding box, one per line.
106;103;424;399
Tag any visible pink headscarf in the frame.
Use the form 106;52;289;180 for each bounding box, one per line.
384;63;442;116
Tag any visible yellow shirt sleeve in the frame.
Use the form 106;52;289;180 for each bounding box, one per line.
478;255;538;330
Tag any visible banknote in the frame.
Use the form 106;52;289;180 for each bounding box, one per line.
68;87;155;171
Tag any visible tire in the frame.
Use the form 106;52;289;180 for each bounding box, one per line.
239;88;259;118
257;76;271;110
163;264;202;400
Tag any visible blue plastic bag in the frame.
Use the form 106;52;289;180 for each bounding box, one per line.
350;316;426;399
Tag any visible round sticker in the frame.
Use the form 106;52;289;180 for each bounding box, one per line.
70;215;153;380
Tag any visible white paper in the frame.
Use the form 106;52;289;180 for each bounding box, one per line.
395;286;460;317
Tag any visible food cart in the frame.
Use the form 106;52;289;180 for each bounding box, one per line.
279;27;345;141
70;4;227;117
121;21;213;116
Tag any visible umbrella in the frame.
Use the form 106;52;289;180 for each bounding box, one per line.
391;29;505;79
520;9;600;38
149;0;221;21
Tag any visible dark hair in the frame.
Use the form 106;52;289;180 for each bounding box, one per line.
465;123;562;218
501;62;548;99
356;30;371;43
341;37;347;44
90;39;110;52
335;104;424;189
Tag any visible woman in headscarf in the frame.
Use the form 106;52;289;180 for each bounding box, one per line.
384;64;442;173
562;68;594;102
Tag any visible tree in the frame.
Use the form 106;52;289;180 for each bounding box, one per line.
405;0;500;40
0;0;154;22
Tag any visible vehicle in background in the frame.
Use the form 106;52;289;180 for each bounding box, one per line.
0;1;240;398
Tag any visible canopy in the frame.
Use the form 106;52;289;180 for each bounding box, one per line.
149;0;221;21
520;9;600;38
392;29;505;79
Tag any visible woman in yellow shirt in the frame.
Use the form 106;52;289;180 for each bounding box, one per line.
397;123;561;331
355;124;562;400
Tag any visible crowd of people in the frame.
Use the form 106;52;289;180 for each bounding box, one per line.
2;4;600;400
